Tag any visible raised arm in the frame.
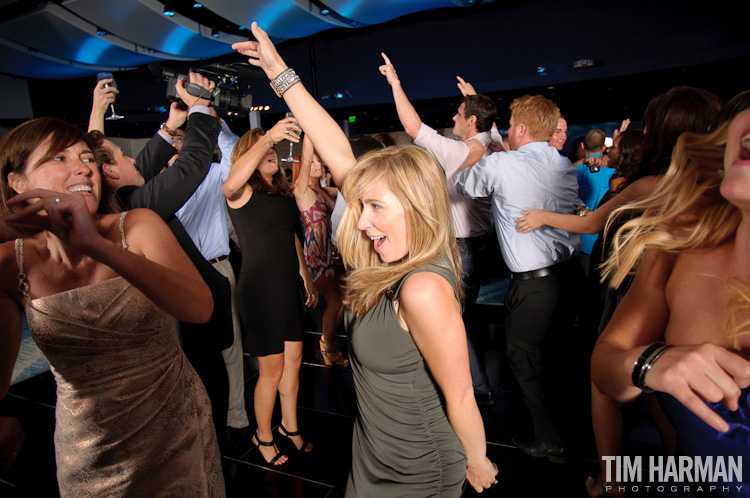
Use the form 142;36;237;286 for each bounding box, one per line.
6;191;213;324
379;53;422;139
514;175;661;234
233;22;356;188
136;102;188;181
399;272;498;493
88;78;118;133
293;134;317;212
222;117;300;201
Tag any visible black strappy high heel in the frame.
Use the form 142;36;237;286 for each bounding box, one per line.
278;424;313;454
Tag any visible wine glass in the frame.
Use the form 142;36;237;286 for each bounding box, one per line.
283;111;295;163
96;72;124;120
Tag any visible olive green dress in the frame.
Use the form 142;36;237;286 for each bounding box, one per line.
344;260;466;497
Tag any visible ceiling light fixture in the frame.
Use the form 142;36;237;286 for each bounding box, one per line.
163;5;175;17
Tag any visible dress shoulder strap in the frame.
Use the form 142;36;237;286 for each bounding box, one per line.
14;238;29;298
118;211;129;251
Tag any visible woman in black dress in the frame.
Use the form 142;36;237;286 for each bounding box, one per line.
223;118;318;465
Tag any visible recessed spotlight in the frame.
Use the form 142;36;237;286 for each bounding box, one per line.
193;2;203;7
211;28;220;38
163;5;175;16
96;28;107;36
320;9;330;15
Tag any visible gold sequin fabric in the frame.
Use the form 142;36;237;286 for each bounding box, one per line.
26;277;225;498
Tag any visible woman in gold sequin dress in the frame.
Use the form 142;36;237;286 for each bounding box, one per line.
0;117;225;497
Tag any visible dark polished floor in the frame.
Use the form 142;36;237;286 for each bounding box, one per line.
0;291;667;498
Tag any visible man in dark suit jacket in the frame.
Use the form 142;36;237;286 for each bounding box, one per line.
95;73;232;452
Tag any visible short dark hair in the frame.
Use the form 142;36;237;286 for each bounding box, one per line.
462;94;497;133
583;129;606;152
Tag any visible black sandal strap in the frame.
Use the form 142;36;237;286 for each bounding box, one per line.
279;424;300;437
254;431;276;447
268;451;285;465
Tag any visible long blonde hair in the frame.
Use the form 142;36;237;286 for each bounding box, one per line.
601;123;748;346
338;146;462;316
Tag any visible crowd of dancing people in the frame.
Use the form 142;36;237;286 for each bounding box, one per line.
0;20;749;498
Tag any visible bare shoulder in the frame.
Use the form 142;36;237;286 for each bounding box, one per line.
120;209;167;233
115;209;171;252
399;270;458;311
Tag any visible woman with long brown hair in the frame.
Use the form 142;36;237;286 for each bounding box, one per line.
223;117;318;465
0;117;223;497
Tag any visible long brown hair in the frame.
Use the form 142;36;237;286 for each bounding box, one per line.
231;128;292;196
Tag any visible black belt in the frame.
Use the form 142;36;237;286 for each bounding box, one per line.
511;266;555;281
208;255;228;264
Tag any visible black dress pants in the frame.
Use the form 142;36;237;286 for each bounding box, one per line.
504;257;584;445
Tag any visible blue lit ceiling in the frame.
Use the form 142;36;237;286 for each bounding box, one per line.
0;0;493;80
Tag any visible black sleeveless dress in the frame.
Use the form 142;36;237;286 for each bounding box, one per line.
227;192;304;356
344;260;466;497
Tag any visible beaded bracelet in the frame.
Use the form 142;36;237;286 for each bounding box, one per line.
270;68;300;98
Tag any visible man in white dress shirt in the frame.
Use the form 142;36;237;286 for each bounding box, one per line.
379;54;497;403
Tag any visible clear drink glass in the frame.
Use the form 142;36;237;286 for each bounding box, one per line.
96;72;124;120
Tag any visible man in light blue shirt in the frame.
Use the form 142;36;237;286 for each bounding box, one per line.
171;117;250;440
576;129;615;258
456;95;584;461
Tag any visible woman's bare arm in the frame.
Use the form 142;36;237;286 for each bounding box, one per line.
6;192;213;323
515;175;660;234
293;135;317;212
399;272;498;493
233;23;356;188
592;249;750;432
224;117;300;201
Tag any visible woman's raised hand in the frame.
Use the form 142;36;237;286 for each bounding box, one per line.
514;209;546;233
466;456;499;493
378;53;400;86
6;189;102;251
232;22;288;80
268;117;302;145
641;343;750;433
